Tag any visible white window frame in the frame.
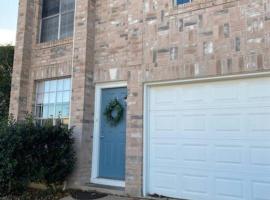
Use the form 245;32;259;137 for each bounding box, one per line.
34;78;71;124
40;0;75;43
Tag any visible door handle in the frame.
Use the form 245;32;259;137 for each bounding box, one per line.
100;136;105;139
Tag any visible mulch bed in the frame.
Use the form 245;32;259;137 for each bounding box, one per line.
0;188;108;200
70;190;107;200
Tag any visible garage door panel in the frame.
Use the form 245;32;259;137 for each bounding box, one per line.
147;77;270;200
246;79;270;102
214;176;246;200
214;144;245;169
211;111;243;135
210;83;242;104
181;86;209;106
149;168;178;197
181;173;210;200
250;145;270;171
247;110;270;139
150;111;178;133
252;179;270;200
149;86;178;111
150;143;178;166
152;140;270;173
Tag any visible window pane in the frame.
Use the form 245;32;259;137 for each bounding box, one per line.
41;16;59;42
49;93;56;104
63;91;70;103
62;103;70;117
61;0;75;13
49;104;55;117
57;79;64;91
42;0;60;17
60;11;74;39
44;81;50;92
37;82;45;94
44;93;49;104
176;0;190;4
37;94;44;104
63;78;71;90
55;103;63;117
49;80;57;92
56;92;63;103
36;105;43;118
35;78;71;122
43;105;49;118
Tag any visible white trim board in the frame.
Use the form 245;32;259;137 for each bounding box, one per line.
91;81;127;188
142;72;270;197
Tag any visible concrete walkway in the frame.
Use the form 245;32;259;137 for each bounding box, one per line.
61;195;145;200
60;195;178;200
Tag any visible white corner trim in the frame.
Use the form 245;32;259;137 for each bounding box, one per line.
143;83;150;197
91;81;127;188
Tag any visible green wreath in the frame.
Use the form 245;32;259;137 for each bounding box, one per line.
104;98;124;126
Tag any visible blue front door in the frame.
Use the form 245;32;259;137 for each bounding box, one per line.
99;87;127;180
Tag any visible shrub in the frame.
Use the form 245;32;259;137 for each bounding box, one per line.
34;120;76;186
0;118;33;196
0;45;14;121
0;117;76;197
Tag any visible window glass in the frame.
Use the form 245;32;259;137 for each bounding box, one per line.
63;91;70;102
60;11;74;39
37;82;45;94
62;103;70;117
63;78;71;90
44;93;49;104
57;79;63;91
176;0;190;5
56;92;63;103
37;94;44;104
49;80;57;92
35;78;71;124
55;104;63;117
36;106;43;118
49;105;55;117
42;0;60;17
41;0;75;43
49;93;56;104
41;16;59;43
61;0;75;13
43;105;49;118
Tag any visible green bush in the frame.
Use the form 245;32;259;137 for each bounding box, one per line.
0;45;14;121
0;117;76;197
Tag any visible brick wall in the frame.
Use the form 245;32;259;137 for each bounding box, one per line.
10;0;270;197
94;0;270;196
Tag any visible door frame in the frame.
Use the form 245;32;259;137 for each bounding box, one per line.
91;81;127;188
143;71;270;196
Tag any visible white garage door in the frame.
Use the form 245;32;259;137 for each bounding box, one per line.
147;77;270;200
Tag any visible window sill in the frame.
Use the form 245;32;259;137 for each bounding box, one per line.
33;37;73;50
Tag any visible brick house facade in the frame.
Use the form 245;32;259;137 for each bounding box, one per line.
10;0;270;198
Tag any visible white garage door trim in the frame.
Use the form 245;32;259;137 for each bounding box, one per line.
143;72;270;198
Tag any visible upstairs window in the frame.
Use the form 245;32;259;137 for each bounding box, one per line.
35;78;71;125
40;0;75;43
175;0;191;5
